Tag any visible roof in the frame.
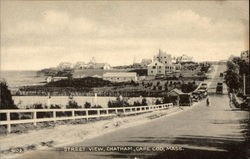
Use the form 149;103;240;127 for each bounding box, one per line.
168;88;184;96
148;60;164;67
103;72;137;77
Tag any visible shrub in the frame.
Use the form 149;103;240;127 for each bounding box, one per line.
108;99;129;108
163;96;171;104
133;101;141;106
84;102;91;108
155;99;162;105
141;98;147;106
66;100;80;109
92;105;102;108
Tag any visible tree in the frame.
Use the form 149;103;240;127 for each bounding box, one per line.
224;61;241;93
0;81;17;109
141;98;147;106
156;81;160;86
164;82;168;91
0;81;19;120
155;99;161;105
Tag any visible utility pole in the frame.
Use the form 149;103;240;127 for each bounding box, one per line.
243;74;246;96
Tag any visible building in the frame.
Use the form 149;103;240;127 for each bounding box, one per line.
94;63;111;70
46;76;68;83
141;59;153;68
147;49;177;76
176;54;194;63
154;49;173;65
103;72;137;82
173;63;182;72
241;50;249;63
167;88;184;105
57;62;73;70
74;62;87;69
165;64;175;73
147;60;165;76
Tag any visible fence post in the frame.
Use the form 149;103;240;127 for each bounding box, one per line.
72;110;75;121
33;111;37;126
86;110;89;121
115;108;118;114
106;109;109;114
97;110;100;119
53;110;56;122
6;112;11;133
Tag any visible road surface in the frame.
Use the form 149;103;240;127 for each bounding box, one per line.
18;64;249;159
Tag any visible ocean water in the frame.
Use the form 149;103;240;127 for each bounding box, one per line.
0;70;45;88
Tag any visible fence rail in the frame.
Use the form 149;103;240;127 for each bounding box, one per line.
0;103;173;133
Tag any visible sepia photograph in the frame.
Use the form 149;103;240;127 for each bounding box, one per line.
0;0;249;159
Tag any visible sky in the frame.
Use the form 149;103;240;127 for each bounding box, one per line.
0;0;249;70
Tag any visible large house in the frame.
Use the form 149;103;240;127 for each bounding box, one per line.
176;54;194;63
94;63;111;70
148;61;165;76
57;62;73;70
73;57;111;70
153;49;172;65
148;49;179;76
103;72;137;82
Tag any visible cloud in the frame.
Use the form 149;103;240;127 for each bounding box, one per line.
4;10;96;36
1;8;248;70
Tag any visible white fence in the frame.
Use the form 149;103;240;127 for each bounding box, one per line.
0;103;173;133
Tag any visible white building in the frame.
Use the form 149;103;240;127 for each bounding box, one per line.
57;62;73;70
165;64;175;73
176;54;194;63
46;76;68;83
103;72;137;82
74;62;87;69
147;61;165;76
94;63;112;70
153;49;173;65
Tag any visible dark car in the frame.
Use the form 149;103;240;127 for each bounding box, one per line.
216;82;223;94
200;83;208;90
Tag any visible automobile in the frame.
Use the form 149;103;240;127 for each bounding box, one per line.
192;91;203;100
197;89;207;98
216;82;223;94
200;83;208;90
155;74;165;79
192;96;199;102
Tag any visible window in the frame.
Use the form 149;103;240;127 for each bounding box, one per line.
155;63;157;65
159;66;161;68
151;71;153;73
152;66;156;69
